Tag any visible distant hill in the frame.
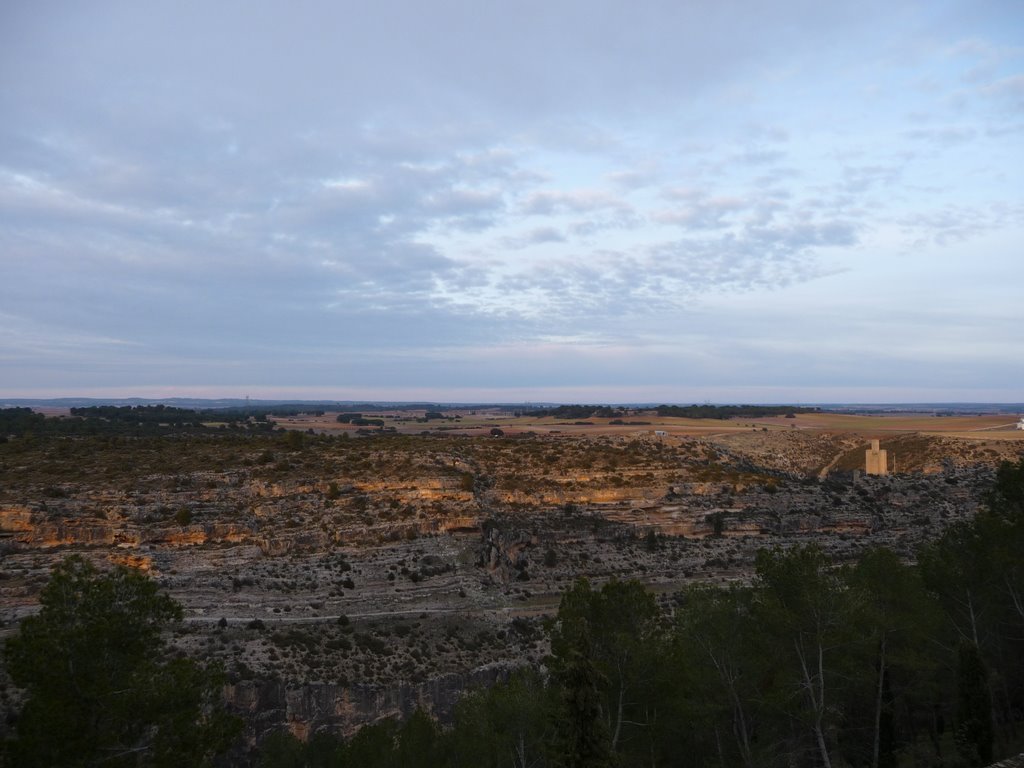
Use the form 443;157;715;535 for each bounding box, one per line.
2;398;1020;416
0;398;559;411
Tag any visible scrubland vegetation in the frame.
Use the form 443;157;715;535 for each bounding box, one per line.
0;406;1022;766
239;460;1024;767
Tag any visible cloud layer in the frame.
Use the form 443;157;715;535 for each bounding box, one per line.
1;1;1022;401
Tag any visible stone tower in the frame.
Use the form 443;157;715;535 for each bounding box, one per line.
865;439;888;476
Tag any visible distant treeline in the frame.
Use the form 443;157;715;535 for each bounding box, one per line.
209;405;326;418
0;405;278;438
520;405;626;419
336;413;385;427
656;404;820;419
0;408;46;437
520;404;820;420
70;404;205;427
329;403;455;414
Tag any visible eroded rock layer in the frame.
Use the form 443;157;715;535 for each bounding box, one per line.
0;428;1018;742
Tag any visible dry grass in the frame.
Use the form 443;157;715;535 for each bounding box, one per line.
272;409;1024;441
760;412;1022;433
921;431;1024;441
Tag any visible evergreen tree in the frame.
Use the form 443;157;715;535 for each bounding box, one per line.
549;578;660;758
343;718;400;768
755;545;849;768
672;585;765;768
955;642;994;766
3;556;239;767
396;709;445;768
554;644;614;768
450;669;553;768
843;548;943;768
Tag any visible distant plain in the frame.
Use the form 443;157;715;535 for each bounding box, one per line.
269;409;1024;440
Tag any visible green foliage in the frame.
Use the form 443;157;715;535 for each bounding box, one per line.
450;669;554;768
754;545;850;766
3;556;240;767
70;404;203;428
549;578;660;760
522;405;624;420
0;404;271;439
655;404;820;419
256;730;307;768
553;646;613;768
249;501;1024;767
179;459;1024;767
671;585;766;767
986;457;1024;519
395;709;445;768
917;461;1024;763
0;407;46;437
955;642;994;766
257;712;444;768
344;718;399;767
919;519;995;645
336;413;385;427
842;548;944;768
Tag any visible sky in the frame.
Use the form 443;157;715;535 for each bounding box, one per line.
1;1;1022;404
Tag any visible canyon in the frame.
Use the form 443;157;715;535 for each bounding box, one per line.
1;413;1021;748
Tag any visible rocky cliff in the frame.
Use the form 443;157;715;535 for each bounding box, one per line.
0;428;1017;745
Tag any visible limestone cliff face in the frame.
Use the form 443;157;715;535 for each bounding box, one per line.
487;474;672;507
0;430;1004;759
14;518;117;547
256;528;331;556
479;520;537;582
224;666;513;744
3;506;486;554
604;502;876;539
0;506;33;532
0;506;257;549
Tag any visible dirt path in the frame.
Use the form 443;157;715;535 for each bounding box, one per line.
818;448;850;479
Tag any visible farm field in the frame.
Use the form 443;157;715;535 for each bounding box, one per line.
270;408;1024;440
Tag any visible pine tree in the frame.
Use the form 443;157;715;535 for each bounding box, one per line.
3;556;239;767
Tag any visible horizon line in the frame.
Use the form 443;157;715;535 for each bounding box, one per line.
4;396;1024;409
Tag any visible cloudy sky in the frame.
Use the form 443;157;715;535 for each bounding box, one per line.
2;1;1022;403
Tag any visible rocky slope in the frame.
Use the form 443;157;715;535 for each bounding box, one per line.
0;428;1019;744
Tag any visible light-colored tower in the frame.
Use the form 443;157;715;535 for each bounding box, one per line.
865;439;888;476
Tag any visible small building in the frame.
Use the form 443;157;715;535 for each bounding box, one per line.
1017;418;1024;431
654;430;667;437
865;439;888;476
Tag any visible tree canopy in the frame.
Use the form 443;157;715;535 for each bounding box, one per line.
3;556;239;767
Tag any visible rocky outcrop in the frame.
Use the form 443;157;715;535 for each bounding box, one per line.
986;755;1024;768
479;520;537;582
224;665;516;744
0;506;33;532
1;427;1015;755
1;510;257;549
